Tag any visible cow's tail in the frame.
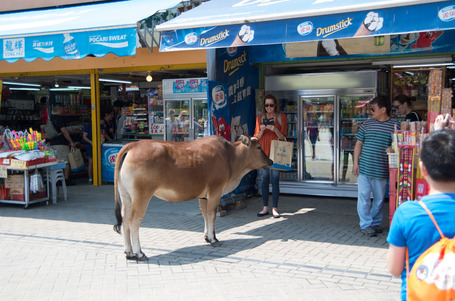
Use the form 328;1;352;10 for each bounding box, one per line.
113;144;132;235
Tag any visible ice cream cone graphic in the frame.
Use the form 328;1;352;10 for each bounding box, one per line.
230;25;255;47
354;12;383;37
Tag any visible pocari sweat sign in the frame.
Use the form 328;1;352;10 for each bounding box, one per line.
1;27;136;62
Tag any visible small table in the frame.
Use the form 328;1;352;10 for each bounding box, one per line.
0;161;59;208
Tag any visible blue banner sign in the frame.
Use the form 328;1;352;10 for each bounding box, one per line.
1;27;136;63
159;1;455;51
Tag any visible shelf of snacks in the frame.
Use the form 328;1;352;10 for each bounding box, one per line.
390;66;446;121
120;104;149;136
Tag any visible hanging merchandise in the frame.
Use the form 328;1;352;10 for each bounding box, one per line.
30;170;44;194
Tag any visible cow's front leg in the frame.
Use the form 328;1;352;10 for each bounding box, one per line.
206;194;222;247
198;198;209;242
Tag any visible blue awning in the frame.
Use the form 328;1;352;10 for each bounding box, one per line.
156;0;455;51
0;0;182;62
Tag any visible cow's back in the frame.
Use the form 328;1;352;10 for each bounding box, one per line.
119;136;233;203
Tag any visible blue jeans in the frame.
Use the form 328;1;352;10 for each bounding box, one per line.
261;168;280;208
357;174;387;230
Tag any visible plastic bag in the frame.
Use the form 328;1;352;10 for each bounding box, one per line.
30;170;44;194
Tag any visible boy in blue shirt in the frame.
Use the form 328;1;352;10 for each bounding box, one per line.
387;129;455;300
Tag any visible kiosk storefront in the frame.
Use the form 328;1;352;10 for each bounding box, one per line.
155;0;455;197
0;0;207;186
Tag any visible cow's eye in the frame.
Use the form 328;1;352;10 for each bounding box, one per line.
257;146;261;150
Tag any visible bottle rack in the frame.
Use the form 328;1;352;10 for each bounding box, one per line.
281;100;298;181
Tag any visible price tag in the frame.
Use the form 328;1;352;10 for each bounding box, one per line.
10;159;27;169
0;166;6;178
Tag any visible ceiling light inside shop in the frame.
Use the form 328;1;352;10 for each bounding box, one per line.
54;80;59;88
9;87;41;91
393;62;455;68
146;72;153;82
3;81;41;87
68;86;91;90
49;87;80;91
99;78;132;84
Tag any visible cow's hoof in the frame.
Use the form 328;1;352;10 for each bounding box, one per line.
210;240;221;247
136;253;149;261
125;251;135;260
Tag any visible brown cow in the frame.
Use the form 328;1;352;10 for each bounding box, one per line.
113;135;273;261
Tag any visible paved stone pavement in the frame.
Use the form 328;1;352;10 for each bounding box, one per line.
0;180;402;301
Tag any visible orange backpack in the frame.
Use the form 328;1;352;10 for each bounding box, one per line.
406;201;455;301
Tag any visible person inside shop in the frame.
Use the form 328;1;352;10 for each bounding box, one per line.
115;110;127;140
386;129;455;301
165;109;177;141
49;103;77;186
306;112;320;160
82;124;94;184
113;100;124;136
100;107;115;142
353;96;400;237
393;94;422;122
254;93;287;218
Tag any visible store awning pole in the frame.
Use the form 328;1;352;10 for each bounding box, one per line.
90;70;102;186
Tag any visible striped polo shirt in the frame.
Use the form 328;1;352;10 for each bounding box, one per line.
356;118;400;179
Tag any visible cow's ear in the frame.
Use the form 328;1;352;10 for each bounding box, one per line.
240;135;250;146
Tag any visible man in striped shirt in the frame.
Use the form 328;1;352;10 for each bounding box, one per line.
353;96;400;237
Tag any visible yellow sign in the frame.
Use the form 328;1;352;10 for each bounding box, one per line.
10;159;27;169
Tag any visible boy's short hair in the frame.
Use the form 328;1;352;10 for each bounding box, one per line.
370;95;391;116
421;130;455;182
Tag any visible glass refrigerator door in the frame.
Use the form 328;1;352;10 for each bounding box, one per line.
338;95;373;184
164;100;190;142
301;96;335;182
192;98;210;139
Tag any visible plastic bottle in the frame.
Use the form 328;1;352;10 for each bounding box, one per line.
63;33;80;58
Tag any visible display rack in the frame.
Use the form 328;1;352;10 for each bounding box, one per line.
281;99;298;181
0;161;59;208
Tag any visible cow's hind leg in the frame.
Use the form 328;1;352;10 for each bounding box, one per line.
128;196;151;261
206;192;222;247
198;198;209;243
119;190;134;259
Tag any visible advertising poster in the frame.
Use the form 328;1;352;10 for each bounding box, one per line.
159;0;455;52
208;81;230;141
250;30;453;64
215;46;258;197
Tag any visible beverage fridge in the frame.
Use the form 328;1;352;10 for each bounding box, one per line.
265;71;377;197
162;78;210;142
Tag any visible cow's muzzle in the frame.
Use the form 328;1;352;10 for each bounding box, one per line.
266;158;273;166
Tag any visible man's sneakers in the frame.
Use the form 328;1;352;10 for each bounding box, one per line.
371;225;384;233
361;225;385;237
361;227;377;237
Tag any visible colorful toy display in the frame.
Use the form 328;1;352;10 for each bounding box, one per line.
5;128;46;151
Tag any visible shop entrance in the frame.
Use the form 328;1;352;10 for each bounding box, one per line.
266;71;377;197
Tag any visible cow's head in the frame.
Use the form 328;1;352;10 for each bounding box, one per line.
239;135;273;169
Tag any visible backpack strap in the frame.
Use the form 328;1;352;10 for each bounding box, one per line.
418;200;445;239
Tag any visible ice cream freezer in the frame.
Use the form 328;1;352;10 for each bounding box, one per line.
101;139;138;182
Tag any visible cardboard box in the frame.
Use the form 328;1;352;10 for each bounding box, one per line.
9;187;25;195
5;174;25;188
